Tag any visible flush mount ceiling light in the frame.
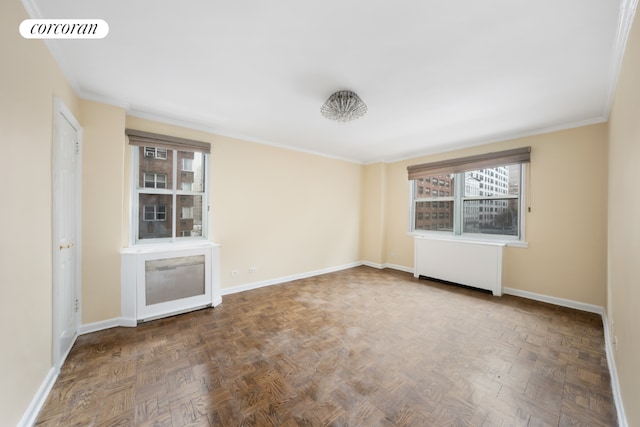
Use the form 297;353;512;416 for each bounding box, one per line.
320;90;367;122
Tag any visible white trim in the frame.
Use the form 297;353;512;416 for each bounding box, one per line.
601;312;628;427
385;263;414;273
379;116;607;164
221;262;362;296
16;368;57;427
361;261;385;269
127;109;364;165
502;287;604;314
361;261;414;274
409;232;525;247
78;318;130;335
602;0;639;118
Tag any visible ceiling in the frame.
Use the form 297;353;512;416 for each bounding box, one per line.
25;0;633;163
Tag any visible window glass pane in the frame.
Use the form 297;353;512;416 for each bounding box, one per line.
463;199;519;236
178;151;204;192
465;164;519;197
138;146;173;189
144;173;154;188
139;194;173;240
414;200;454;232
414;174;455;199
177;195;203;237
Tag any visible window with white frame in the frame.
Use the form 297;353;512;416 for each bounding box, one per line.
143;204;167;221
181;206;194;219
408;147;530;240
127;129;211;244
143;173;167;189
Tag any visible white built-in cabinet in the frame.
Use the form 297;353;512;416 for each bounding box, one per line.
121;241;221;324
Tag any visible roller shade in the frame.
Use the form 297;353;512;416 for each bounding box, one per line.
126;128;211;154
407;146;530;180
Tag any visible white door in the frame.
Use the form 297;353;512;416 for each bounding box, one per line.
52;98;82;369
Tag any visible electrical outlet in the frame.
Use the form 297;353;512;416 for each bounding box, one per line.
230;270;239;277
249;267;257;273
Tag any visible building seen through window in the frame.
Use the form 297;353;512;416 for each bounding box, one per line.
136;147;206;242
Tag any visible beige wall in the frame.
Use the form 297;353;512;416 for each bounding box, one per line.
80;100;126;324
365;123;609;306
608;9;640;426
360;163;387;265
125;117;362;288
0;1;80;425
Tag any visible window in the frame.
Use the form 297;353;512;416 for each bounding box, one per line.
181;206;194;219
144;173;167;189
127;129;211;244
408;147;530;240
143;204;166;221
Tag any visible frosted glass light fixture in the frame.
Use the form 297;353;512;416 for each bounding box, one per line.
320;90;367;122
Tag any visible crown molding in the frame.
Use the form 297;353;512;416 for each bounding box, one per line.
378;115;608;165
126;109;364;164
602;0;639;117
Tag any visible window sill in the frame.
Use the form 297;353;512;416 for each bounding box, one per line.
407;232;528;248
122;240;220;254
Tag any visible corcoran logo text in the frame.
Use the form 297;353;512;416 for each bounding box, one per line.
19;19;109;39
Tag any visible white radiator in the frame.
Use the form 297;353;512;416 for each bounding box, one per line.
414;237;504;296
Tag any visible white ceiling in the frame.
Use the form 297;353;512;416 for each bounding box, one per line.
25;0;633;163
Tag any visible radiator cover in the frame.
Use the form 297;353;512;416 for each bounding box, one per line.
121;242;221;323
414;237;504;296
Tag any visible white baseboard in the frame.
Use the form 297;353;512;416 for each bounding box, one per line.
502;287;604;315
361;260;384;269
601;312;628;427
361;261;414;274
221;262;362;296
79;317;133;335
385;263;414;274
16;367;58;427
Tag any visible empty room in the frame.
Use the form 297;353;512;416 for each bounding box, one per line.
2;0;639;426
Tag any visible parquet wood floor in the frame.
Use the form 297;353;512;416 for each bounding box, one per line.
35;266;617;426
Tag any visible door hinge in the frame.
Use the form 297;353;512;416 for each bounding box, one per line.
75;299;79;313
74;141;80;156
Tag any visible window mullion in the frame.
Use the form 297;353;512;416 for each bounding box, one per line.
171;149;178;241
454;172;464;235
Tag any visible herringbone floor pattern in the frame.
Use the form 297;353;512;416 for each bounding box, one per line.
35;267;617;426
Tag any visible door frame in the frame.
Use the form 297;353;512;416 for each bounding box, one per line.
52;97;82;371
